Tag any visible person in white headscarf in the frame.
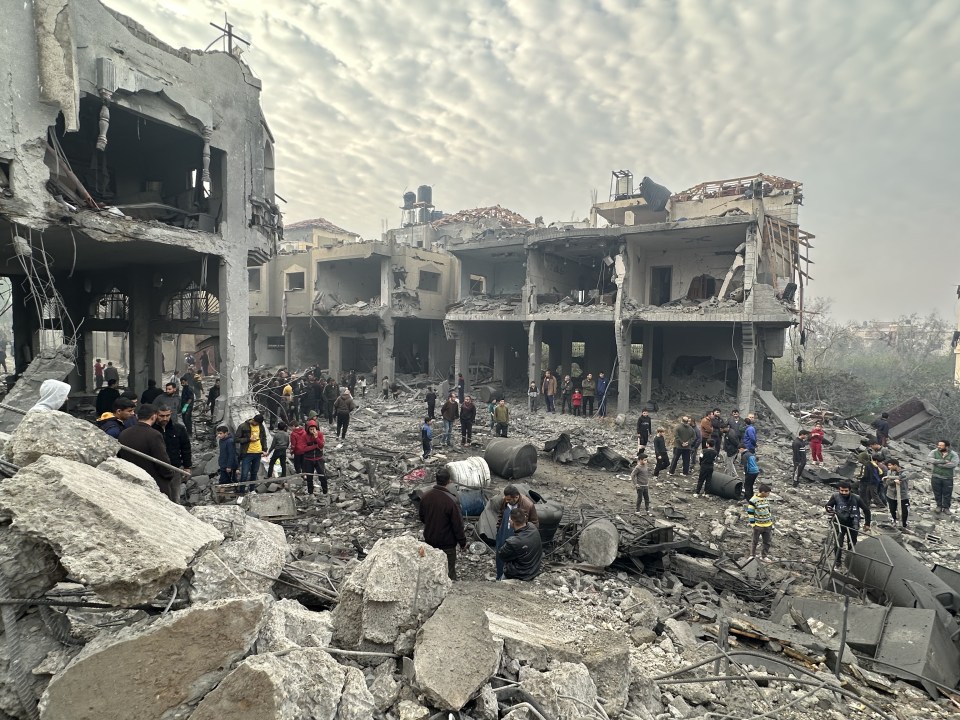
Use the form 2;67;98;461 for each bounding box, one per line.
30;379;70;412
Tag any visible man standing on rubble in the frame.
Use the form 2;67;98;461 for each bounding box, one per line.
493;399;510;437
460;395;477;445
743;417;757;453
825;480;871;568
103;361;119;386
333;389;356;440
154;382;181;423
541;370;557;413
441;392;459;447
581;373;596;417
791;430;809;487
739;443;761;500
236;414;265;493
928;439;959;515
652;427;670;477
636;408;653;451
425;386;437;421
119;404;177;502
141;379;162;405
155;407;191;495
95;378;121;417
747;483;774;561
596;372;609;417
560;374;573;414
419;468;466;580
696;439;718;497
97;397;136;439
497;507;542;581
323;377;339;425
669;416;696;476
494;485;539;580
94;358;104;389
179;377;195;436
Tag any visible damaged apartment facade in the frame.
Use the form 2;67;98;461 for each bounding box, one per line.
250;196;457;382
0;0;279;419
442;173;812;414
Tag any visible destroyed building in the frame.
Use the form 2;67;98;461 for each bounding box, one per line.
443;172;812;413
0;0;280;421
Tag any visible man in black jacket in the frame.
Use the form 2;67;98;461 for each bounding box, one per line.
825;481;872;568
460;395;477;445
118;404;177;502
95;379;121;416
156;407;192;483
636;409;653;450
792;430;809;487
418;468;466;580
497;507;542;581
322;378;339;425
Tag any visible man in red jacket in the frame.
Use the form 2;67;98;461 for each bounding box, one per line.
289;420;308;474
418;468;466;580
301;418;326;496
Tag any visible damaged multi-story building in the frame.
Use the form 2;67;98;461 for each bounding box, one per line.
0;0;280;420
443;172;813;414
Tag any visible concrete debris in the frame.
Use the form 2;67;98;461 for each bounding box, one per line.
0;346;76;433
0;525;66;599
432;204;532;229
519;662;598;720
187;506;289;602
578;518;620;567
0;456;222;606
190;648;376;720
7;410;117;468
95;457;160;492
332;535;452;653
257;598;334;653
413;592;503;710
40;596;268;720
0;611;74;720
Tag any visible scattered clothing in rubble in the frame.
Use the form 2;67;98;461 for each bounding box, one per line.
418;469;466;580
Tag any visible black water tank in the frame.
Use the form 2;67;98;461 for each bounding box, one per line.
402;191;416;208
417;184;432;205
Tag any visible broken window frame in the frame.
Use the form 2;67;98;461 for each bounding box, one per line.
93;288;130;321
165;283;220;321
285;271;306;292
469;274;487;296
417;270;441;293
248;267;262;293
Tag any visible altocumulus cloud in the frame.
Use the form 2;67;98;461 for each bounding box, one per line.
105;0;960;319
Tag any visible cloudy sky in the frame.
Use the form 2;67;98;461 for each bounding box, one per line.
107;0;960;322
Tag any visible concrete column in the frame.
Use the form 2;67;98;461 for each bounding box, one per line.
616;325;631;416
560;325;573;376
218;254;250;421
377;317;395;386
737;323;756;413
493;342;507;383
128;281;152;394
328;332;342;381
455;324;470;384
427;321;442;376
526;321;542;385
82;330;94;392
641;325;654;403
547;335;561;376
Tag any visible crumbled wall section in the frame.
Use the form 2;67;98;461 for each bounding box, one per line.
33;0;80;131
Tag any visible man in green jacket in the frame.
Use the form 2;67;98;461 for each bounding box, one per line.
929;440;959;514
669;416;696;476
493;399;510;437
581;373;596;417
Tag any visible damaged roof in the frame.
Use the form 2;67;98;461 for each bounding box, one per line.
432;205;532;229
285;217;359;236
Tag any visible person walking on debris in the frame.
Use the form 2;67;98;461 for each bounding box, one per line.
266;421;290;478
747;483;774;561
289;420;307;474
928;439;958;514
425;386;437;420
596;372;609;417
883;458;909;529
729;409;745;440
497;507;543;581
382;376;390;400
689;415;702;467
493;399;510;438
94;358;104;389
743;417;757;453
571;388;583;416
323;378;339;425
421;417;433;459
652;427;670;477
560;374;573;414
302;417;326;496
441;392;460;446
207;379;220;416
699;412;714;452
826;480;871;568
632;452;652;514
119;404;178;502
527;381;539;412
97;397;136;439
333;389;356;440
581;373;596;417
179;377;195;435
457;373;465;404
696;439;717;497
216;425;238;486
636;409;652;451
541;370;557;413
871;412;891;447
809;421;825;466
857;440;885;508
235;414;265;493
95;378;121;417
669;416;695;476
791;430;809;487
103;361;119;386
357;375;367;397
460;395;477;445
721;423;740;476
141;379;162;405
155;407;191;500
740;443;761;500
154;382;181;422
419;468;466;581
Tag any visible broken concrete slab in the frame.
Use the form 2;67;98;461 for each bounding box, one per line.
0;524;66;599
772;597;887;655
8;410;117;468
332;535;451;654
369;661;401;713
39;596;268;720
519;662;598;720
0;456;223;606
96;457;160;492
413;592;502;710
257;598;334;653
753;389;800;436
190;647;376;720
0;611;74;720
0;346;75;433
244;490;298;519
188;506;289;603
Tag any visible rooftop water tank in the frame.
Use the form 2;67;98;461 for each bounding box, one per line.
402;191;416;209
417;184;432;206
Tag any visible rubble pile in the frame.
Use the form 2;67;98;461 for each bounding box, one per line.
0;388;957;719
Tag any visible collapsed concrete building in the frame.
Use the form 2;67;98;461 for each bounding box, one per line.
0;0;280;422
